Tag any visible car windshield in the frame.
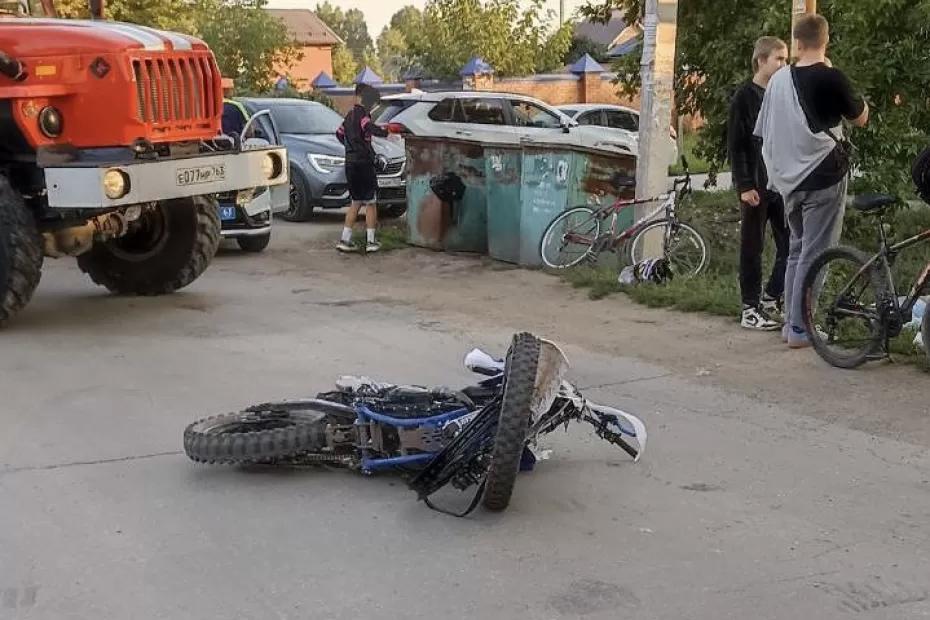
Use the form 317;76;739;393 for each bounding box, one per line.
268;103;343;135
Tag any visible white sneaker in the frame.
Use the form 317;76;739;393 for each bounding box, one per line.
336;240;358;252
742;306;780;331
365;241;381;253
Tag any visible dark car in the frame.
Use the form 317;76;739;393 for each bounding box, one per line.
238;98;407;221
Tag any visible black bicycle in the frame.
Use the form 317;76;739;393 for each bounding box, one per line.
802;193;930;368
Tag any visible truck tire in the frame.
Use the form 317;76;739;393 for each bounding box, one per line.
0;176;43;327
77;196;220;295
482;332;539;512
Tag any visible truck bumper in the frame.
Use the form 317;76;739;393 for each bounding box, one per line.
42;147;288;209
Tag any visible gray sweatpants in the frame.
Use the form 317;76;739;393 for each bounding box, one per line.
783;178;848;333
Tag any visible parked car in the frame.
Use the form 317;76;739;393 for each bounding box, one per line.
371;91;637;155
217;106;289;253
237;98;407;221
557;104;679;167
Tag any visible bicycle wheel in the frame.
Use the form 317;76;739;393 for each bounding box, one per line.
803;246;888;369
627;220;707;278
539;207;600;269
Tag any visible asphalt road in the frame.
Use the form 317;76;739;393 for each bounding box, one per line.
2;223;929;620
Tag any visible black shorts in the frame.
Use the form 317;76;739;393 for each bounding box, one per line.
345;161;377;203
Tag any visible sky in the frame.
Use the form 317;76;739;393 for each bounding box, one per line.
266;0;589;39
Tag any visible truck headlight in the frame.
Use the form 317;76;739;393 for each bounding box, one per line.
103;168;130;199
308;153;344;175
38;106;63;138
261;152;283;180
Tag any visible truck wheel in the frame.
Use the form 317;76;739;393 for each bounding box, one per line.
77;196;220;295
236;232;271;253
0;177;43;327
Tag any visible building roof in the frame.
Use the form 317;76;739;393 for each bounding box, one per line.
569;53;605;74
354;66;383;85
574;9;626;47
460;57;494;76
311;71;338;88
266;9;342;46
607;36;641;58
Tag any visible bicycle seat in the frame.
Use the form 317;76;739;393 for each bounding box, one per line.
851;193;896;213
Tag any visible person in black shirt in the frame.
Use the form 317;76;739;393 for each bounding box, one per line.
336;84;389;253
774;14;868;348
728;36;790;331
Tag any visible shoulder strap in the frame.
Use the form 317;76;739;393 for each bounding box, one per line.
790;65;843;146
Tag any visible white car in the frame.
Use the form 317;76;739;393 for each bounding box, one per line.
557;104;679;167
372;91;637;155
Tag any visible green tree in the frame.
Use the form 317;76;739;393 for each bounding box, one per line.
332;44;359;84
581;0;930;193
314;2;374;65
376;6;423;81
56;0;299;94
55;0;193;30
193;0;300;94
408;0;572;78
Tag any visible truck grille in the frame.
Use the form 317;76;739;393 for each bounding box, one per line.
131;55;219;125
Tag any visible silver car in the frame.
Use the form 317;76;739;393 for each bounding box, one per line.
557;104;679;167
372;91;637;155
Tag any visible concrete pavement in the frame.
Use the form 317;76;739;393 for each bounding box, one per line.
2;226;929;620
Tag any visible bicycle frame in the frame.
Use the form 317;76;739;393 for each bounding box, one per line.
598;174;691;242
832;226;930;324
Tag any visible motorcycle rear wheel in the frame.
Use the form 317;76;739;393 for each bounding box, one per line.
184;406;331;465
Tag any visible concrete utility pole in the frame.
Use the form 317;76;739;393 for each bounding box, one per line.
560;0;565;25
790;0;817;58
636;0;678;256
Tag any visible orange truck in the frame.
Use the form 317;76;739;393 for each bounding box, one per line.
0;0;288;326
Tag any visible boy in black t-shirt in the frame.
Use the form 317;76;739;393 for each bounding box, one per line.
728;37;790;331
756;14;869;348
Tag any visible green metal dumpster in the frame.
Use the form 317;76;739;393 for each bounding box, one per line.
405;135;489;253
484;144;523;263
518;142;636;267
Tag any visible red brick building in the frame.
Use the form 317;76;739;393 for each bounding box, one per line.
266;9;341;90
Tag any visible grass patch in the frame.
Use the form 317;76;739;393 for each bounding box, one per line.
558;189;930;367
351;223;408;252
668;131;729;176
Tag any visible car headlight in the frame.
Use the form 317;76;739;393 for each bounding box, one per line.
308;153;345;175
102;168;129;199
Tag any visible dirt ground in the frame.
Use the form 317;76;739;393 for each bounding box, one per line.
270;215;930;447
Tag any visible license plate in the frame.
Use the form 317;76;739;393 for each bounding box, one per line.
218;205;237;221
378;176;404;188
177;164;226;187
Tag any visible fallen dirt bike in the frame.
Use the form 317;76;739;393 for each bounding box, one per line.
183;333;647;515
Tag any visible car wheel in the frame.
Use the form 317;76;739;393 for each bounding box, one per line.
278;166;315;222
